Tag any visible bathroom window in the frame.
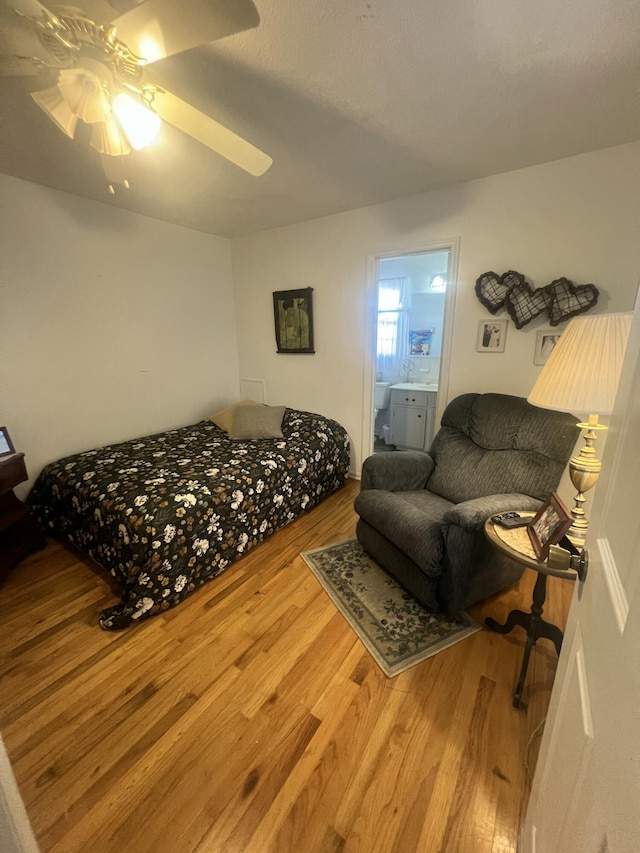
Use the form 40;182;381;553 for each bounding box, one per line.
377;278;408;377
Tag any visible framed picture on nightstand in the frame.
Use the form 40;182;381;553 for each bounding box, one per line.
527;492;573;560
0;426;15;457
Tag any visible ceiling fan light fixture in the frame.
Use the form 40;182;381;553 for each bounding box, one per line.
100;151;132;193
15;1;270;179
31;86;79;138
112;92;161;150
56;68;110;125
89;115;132;156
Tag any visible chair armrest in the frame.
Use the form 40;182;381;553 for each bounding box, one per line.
443;493;542;530
360;451;435;492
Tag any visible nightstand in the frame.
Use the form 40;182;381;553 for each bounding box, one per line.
484;514;580;708
0;453;45;581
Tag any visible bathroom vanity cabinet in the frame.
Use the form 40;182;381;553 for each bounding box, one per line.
389;385;437;451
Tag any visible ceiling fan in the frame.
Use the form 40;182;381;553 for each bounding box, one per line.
0;0;273;190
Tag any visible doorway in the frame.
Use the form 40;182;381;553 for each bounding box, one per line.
368;244;457;456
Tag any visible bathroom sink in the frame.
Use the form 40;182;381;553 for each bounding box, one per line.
390;382;438;392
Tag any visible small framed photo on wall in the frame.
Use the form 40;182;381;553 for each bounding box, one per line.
476;319;507;353
534;329;562;365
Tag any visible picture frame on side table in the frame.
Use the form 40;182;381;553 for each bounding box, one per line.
476;319;507;353
0;426;15;457
527;491;573;560
534;329;562;365
272;287;315;354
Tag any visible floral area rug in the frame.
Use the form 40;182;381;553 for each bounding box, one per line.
301;538;481;677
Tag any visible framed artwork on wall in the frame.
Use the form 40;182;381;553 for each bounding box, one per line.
534;329;562;365
476;319;507;353
272;287;315;354
409;328;434;356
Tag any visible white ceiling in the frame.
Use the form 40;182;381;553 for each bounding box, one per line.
1;0;639;238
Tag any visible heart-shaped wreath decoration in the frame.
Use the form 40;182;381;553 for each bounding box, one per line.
475;270;599;329
505;282;552;329
546;277;600;326
475;270;525;314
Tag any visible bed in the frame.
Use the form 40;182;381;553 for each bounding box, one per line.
29;407;350;629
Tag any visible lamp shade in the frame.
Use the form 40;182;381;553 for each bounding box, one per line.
112;93;161;150
57;68;109;124
90;115;132;156
31;86;79;138
528;313;632;415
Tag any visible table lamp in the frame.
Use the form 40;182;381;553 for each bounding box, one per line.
528;312;632;547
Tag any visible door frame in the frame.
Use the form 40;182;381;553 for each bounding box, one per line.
361;238;460;463
0;735;39;852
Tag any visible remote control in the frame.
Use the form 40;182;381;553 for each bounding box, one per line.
492;512;530;529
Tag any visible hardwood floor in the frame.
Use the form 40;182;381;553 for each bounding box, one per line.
0;478;572;852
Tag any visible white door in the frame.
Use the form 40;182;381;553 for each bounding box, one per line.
0;735;39;852
523;300;640;852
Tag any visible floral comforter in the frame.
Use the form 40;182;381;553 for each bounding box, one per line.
29;409;350;629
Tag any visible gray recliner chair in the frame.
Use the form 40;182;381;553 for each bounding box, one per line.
355;393;579;613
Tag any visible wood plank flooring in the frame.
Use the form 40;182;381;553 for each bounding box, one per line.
0;478;573;852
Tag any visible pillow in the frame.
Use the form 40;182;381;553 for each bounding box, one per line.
229;405;286;440
210;400;259;433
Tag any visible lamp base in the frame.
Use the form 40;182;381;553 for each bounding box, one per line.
567;415;607;548
566;524;587;551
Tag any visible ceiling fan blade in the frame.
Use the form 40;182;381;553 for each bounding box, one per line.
110;0;260;63
0;0;60;68
49;0;121;26
152;89;272;177
2;0;53;18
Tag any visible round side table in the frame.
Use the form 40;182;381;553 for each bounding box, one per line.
484;515;578;708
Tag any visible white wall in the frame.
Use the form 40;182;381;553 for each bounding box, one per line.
2;143;638;492
232;142;640;478
0;175;239;494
